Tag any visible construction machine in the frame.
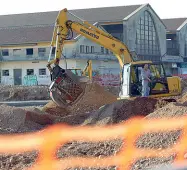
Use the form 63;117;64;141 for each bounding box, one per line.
47;8;182;108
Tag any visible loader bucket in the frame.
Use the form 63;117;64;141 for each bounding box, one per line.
49;69;90;108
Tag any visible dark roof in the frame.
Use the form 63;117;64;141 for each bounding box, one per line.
0;4;142;45
0;25;80;45
0;5;142;28
0;26;54;45
162;18;187;31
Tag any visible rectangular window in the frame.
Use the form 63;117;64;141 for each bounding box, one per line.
101;47;104;53
2;49;9;56
91;46;94;53
27;69;34;75
136;29;140;35
2;70;9;76
141;30;144;35
26;48;33;55
38;48;46;53
80;45;84;53
86;46;89;53
140;49;145;54
13;49;21;56
39;68;46;75
145;20;148;26
145;31;148;36
105;48;109;54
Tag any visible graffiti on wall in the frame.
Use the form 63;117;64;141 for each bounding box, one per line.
23;75;38;86
92;69;120;86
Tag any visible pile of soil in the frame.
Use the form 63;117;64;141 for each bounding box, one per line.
83;97;170;126
133;102;187;169
0;85;49;101
43;83;118;116
0;104;59;134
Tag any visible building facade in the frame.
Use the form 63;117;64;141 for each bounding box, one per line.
0;3;178;85
161;18;187;75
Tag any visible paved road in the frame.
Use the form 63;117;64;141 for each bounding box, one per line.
0;100;50;107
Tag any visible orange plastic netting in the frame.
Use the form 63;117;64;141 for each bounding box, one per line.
1;116;187;169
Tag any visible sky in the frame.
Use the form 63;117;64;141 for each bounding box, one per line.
1;0;187;19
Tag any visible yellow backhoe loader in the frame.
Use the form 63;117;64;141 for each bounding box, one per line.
47;8;182;108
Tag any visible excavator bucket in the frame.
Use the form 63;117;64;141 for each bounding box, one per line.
49;67;90;108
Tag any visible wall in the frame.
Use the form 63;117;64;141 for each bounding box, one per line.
123;4;166;57
1;45;51;61
73;35;117;61
0;42;80;61
74;59;120;86
0;59;76;85
0;59;121;86
179;25;187;57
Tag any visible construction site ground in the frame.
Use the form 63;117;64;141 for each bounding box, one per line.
0;80;187;170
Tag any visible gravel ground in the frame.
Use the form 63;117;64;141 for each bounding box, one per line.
0;82;186;170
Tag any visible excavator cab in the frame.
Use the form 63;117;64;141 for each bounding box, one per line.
119;62;181;98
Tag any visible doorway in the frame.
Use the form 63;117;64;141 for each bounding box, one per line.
13;69;22;85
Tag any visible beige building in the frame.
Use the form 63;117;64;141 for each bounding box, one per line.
0;3;170;85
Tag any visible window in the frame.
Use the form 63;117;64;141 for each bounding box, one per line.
2;70;9;76
52;47;56;55
101;47;104;54
135;11;160;58
105;48;109;54
150;64;165;77
38;48;46;53
80;45;84;53
2;49;9;56
39;68;46;75
91;46;94;53
26;48;33;55
27;69;34;75
167;38;179;56
13;49;21;56
86;46;89;53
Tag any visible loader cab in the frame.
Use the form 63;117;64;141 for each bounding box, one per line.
120;62;171;98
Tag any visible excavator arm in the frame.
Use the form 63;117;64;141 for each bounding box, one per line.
47;8;137;69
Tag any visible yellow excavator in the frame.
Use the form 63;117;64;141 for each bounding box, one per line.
47;8;182;108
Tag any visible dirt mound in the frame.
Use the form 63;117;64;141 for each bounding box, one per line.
177;90;187;103
0;85;49;101
0;104;27;133
134;102;187;169
83;97;169;126
0;105;60;134
43;83;117;116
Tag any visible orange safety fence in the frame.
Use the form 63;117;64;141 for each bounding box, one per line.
1;116;187;169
